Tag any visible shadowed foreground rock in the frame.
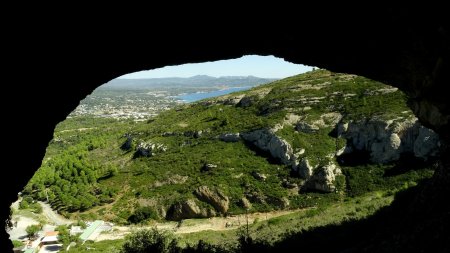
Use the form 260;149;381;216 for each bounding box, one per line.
2;5;449;252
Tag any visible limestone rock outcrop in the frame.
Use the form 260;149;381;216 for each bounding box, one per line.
239;197;252;209
134;141;167;158
221;94;245;105
241;128;298;169
297;158;314;179
166;199;215;220
338;118;440;163
252;171;267;181
237;96;256;108
304;162;342;192
194;186;229;213
241;128;343;193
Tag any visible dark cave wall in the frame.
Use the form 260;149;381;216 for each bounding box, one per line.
2;6;449;252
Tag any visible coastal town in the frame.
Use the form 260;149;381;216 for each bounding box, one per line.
8;198;112;253
68;89;181;121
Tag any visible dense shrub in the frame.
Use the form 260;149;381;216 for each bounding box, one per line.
127;206;159;224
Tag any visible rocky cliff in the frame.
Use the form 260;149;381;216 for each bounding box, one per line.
241;129;298;169
337;118;440;163
239;116;439;192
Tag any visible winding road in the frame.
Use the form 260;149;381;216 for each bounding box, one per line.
8;200;73;241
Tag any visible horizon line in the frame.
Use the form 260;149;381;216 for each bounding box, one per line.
116;74;281;80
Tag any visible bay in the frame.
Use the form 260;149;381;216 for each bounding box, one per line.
176;86;250;102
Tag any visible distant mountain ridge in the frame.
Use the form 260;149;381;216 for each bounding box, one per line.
101;75;278;89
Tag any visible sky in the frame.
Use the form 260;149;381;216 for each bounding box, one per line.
119;55;314;79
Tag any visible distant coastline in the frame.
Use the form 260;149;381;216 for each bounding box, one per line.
176;86;250;102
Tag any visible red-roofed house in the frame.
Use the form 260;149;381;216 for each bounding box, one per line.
40;231;59;246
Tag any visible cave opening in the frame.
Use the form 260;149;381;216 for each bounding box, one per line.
7;54;444;253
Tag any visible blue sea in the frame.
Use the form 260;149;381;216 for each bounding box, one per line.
176;87;250;102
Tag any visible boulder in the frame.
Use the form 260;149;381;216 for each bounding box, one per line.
219;133;241;142
245;191;266;204
166;199;213;220
194;186;229;213
282;179;298;189
297;158;314;179
201;163;218;172
237;96;255;107
414;126;440;160
134;142;153;157
269;197;290;209
239;197;252;209
251;171;267;181
305;162;342;192
222;94;245;105
121;135;133;151
370;133;401;162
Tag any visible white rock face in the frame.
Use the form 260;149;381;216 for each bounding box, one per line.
241;129;298;169
194;186;230;213
298;158;314;179
241;129;342;193
321;112;343;126
135;141;167;157
338;118;439;163
166;199;215;220
306;162;342;192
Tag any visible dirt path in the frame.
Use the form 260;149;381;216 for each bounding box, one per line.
94;209;304;242
8;200;74;241
10;199;306;243
38;201;73;225
58;127;96;133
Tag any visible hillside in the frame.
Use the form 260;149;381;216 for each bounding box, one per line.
22;70;439;225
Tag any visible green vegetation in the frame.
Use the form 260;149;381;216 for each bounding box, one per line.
12;240;24;248
25;224;41;239
55;224;81;247
19;196;42;214
66;189;397;252
120;228;177;253
23;69;431;228
342;164;435;197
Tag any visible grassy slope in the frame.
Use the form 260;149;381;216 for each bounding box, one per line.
67;190;395;252
24;70;433;226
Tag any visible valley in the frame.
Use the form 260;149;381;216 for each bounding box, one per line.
11;70;439;252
